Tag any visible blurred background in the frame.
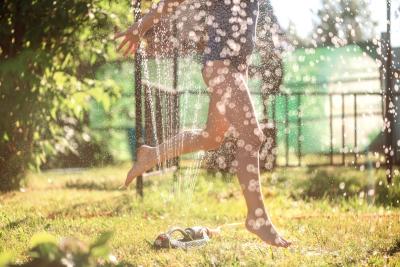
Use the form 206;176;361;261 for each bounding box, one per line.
2;1;400;265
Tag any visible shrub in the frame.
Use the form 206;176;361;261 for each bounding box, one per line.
0;0;123;191
291;167;400;207
292;167;371;201
374;175;400;207
41;117;114;169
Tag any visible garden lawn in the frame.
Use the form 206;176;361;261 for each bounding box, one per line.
1;163;400;266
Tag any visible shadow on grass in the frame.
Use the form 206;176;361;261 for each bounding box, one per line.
387;238;400;256
2;195;135;230
3;218;29;230
65;178;153;191
46;194;134;220
291;168;371;200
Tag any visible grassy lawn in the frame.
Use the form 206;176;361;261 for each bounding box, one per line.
1;162;400;266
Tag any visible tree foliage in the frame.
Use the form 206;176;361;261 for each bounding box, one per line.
311;0;378;47
0;0;130;191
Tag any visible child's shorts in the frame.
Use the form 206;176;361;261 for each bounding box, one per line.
202;0;259;70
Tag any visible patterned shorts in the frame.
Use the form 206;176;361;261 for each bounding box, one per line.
202;0;259;70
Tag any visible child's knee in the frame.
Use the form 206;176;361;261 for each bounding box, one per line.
200;129;225;150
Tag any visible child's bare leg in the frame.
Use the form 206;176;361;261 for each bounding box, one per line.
203;60;291;248
125;86;230;186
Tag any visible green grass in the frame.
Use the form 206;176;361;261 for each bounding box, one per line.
1;163;400;266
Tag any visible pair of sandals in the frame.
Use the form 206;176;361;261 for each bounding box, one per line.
153;226;220;249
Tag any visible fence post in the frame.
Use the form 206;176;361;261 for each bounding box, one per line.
354;94;358;165
341;93;345;166
329;94;334;165
155;89;164;170
144;83;154;159
134;0;144;197
284;94;289;167
172;20;180;169
384;0;394;183
297;94;302;166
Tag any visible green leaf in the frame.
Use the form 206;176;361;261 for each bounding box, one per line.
30;232;58;248
29;242;61;262
0;252;12;267
90;245;111;259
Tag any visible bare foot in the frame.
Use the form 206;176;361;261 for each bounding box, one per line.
245;211;292;248
124;145;155;187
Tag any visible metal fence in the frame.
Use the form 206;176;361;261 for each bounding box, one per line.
266;91;385;168
139;76;390;167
